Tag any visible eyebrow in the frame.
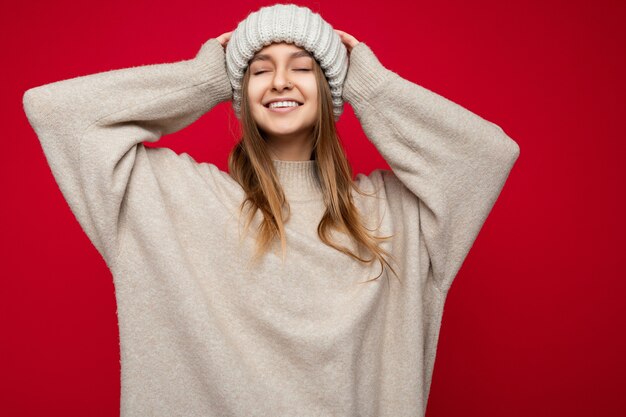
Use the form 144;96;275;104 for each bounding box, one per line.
249;50;313;64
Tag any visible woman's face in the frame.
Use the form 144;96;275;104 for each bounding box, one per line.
246;42;318;152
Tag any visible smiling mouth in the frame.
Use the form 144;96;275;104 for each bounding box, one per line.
265;102;303;113
264;102;303;108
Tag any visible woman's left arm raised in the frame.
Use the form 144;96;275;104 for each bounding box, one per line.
338;31;520;294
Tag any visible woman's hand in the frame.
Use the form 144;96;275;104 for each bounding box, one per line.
334;29;360;54
216;31;233;49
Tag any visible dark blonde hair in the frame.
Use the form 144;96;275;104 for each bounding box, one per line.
227;48;400;285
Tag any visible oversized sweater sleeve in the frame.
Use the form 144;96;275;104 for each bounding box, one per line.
343;42;520;294
22;38;233;270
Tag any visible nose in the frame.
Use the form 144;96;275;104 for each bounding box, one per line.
271;68;293;91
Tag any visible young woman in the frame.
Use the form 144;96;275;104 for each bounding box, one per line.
23;3;520;417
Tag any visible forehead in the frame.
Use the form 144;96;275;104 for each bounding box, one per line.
249;43;313;64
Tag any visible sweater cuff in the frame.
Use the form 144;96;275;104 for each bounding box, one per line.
192;38;233;103
342;42;396;114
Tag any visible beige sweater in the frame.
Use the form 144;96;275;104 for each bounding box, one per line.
23;37;520;417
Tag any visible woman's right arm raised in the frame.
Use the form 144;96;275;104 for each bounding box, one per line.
22;35;233;269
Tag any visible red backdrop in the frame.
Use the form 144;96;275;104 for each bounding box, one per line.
3;0;625;416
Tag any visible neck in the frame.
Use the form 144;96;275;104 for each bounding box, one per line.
265;132;314;161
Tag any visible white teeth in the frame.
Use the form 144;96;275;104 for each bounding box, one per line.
268;101;300;108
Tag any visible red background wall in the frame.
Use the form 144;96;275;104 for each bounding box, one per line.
3;0;625;416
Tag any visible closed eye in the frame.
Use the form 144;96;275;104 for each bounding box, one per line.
253;69;312;75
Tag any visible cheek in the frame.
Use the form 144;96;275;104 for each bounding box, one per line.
246;83;263;104
302;80;319;103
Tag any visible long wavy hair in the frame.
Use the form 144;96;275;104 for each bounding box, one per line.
227;47;400;285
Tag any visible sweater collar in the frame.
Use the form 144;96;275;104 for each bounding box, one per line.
271;159;323;200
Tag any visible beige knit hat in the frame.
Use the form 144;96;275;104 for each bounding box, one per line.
225;3;349;122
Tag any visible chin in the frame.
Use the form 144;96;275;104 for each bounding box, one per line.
258;119;314;136
263;127;308;139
